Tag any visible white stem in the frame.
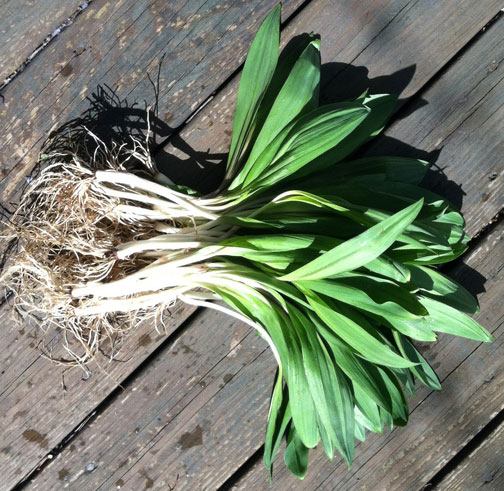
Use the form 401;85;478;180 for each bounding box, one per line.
74;287;187;316
95;171;218;220
94;183;184;214
72;265;202;299
116;238;205;259
114;204;174;220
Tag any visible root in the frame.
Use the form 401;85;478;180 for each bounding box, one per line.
0;125;181;366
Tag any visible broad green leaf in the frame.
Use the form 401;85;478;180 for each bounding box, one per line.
298;156;429;187
378;367;408;425
231;39;321;189
314;317;401;415
225;5;280;181
290;307;354;462
281;199;423;281
385;315;437;342
419;296;492;342
319;340;355;463
337;156;429;184
252;103;370;189
289;307;336;458
393;332;441;390
207;283;290;364
282;313;320;448
361;255;411;283
300;276;427;319
264;368;291;473
305;292;415;368
354;419;367;442
354;385;382;433
293;93;397;178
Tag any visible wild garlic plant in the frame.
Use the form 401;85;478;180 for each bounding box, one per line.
1;5;491;478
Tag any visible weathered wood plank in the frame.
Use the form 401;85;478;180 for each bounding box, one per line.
26;311;271;490
0;0;85;84
0;1;307;487
366;20;504;238
25;4;504;489
434;420;504;490
0;303;197;484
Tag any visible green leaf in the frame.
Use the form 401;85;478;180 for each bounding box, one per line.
264;368;291;473
305;292;415;368
393;332;441;390
281;199;423;281
225;5;280;181
289;306;334;455
354;385;382;433
419;296;492;342
290;307;354;462
338;156;429;184
300;275;427;320
314;318;402;416
231;39;321;189
299;156;429;186
361;255;411;283
293;93;397;178
284;424;309;479
252;103;370;189
378;367;408;425
282;312;320;448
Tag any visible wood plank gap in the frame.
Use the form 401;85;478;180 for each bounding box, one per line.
219;447;264;491
12;307;203;490
0;1;94;95
425;407;504;490
440;208;504;275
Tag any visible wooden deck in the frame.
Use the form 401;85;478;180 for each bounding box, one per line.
0;1;503;489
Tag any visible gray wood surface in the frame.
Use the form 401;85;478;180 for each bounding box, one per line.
435;421;504;490
0;0;84;84
22;3;504;490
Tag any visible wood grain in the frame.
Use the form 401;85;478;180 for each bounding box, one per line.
25;4;504;490
434;421;504;490
367;18;504;238
0;302;196;487
26;310;272;490
0;0;84;83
